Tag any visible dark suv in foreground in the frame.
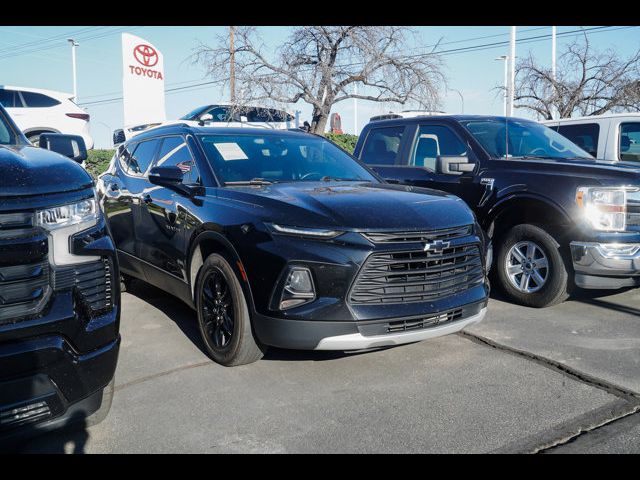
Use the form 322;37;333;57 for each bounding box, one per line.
354;115;640;307
0;105;120;445
99;125;490;366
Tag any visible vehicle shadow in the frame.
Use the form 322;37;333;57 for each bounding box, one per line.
489;281;639;316
125;279;391;363
11;412;89;454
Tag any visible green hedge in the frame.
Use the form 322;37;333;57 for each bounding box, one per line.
325;133;359;154
86;149;115;179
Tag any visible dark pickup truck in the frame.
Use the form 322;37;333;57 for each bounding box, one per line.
354;115;640;308
0;105;120;446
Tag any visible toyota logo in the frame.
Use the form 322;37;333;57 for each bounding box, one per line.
133;44;158;67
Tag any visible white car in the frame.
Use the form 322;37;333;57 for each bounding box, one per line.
0;85;93;149
369;110;447;122
113;104;298;146
542;113;640;163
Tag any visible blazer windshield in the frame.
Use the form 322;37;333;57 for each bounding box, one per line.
198;133;378;184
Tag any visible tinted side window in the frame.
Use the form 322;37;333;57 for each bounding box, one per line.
620;123;640;162
411;125;468;170
359;126;405;165
206;106;232;122
557;123;599;157
21;91;61;108
0;89;18;108
128;139;160;175
156;136;201;184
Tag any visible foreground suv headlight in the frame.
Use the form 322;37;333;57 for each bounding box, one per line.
267;223;343;239
576;187;629;232
36;196;100;265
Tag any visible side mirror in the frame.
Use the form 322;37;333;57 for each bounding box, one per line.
39;133;87;163
149;166;184;188
436;155;476;175
198;113;213;126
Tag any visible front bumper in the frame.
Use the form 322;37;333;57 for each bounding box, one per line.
253;300;487;350
570;241;640;289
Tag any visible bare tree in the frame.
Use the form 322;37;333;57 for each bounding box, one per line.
193;26;446;134
513;33;640;120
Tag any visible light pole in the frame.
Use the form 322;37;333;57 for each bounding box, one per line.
67;39;79;103
495;55;508;116
354;83;358;135
450;89;464;114
507;26;516;117
551;26;557;120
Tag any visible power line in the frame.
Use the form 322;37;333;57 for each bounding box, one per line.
78;25;636;108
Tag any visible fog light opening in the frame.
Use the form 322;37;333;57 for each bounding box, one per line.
280;267;316;310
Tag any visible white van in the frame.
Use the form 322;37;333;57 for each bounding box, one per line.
542;113;640;163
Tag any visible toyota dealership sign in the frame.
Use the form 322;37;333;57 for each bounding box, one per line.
122;33;166;127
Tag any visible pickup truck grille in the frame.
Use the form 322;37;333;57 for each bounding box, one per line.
0;213;51;325
350;243;484;305
628;190;640;227
54;259;114;315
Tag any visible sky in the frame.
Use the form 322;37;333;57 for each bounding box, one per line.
0;25;638;148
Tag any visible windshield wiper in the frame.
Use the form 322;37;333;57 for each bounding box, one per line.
320;176;361;182
224;178;274;186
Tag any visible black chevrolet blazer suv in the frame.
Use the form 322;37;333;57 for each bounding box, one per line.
0;106;120;444
354;115;640;308
98;124;490;366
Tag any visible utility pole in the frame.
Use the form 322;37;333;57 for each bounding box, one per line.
229;26;236;104
495;55;508;116
67;38;79;103
551;26;557;120
507;26;516;117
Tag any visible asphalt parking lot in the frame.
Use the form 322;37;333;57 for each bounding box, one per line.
18;282;640;454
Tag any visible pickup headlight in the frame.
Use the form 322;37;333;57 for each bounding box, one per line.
576;187;628;232
267;223;343;239
36;196;100;265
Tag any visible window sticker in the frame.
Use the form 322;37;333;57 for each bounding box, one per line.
214;142;249;161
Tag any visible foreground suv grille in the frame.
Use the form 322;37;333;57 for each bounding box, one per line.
362;225;472;244
350;243;484;305
0;213;51;324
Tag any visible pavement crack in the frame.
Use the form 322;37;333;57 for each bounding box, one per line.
114;361;212;392
459;331;640;454
458;331;640;402
535;408;640;453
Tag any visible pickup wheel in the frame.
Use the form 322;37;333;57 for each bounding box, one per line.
495;224;569;308
195;254;266;366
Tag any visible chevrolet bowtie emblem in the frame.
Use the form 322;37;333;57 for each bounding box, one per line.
424;240;450;253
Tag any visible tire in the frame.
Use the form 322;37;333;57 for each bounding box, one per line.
495;224;569;308
85;378;114;428
195;254;266;366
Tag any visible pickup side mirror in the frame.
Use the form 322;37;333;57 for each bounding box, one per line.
39;133;87;163
198;113;213;126
436;155;476;175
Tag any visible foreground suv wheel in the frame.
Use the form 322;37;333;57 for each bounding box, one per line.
195;254;266;366
496;224;569;308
